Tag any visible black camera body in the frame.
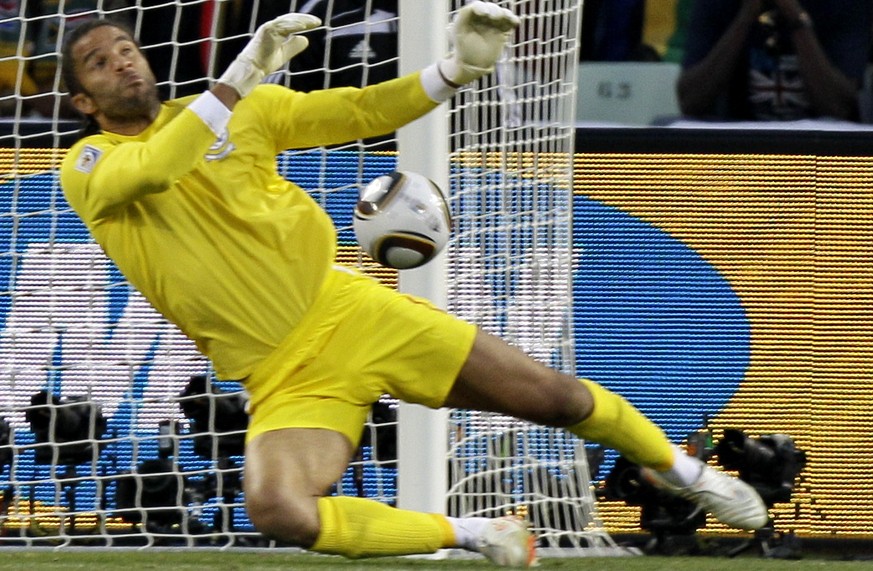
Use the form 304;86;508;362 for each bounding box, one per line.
716;429;807;506
26;390;106;465
179;375;248;458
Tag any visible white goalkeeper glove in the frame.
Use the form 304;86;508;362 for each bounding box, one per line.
439;1;520;87
218;13;322;97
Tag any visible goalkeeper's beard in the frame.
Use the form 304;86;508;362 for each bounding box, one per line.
89;78;161;126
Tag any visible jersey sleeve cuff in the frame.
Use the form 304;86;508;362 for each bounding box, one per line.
421;62;460;103
188;90;233;136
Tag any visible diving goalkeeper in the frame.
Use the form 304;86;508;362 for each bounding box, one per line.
59;3;767;567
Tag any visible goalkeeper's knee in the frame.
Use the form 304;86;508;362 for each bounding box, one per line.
246;491;320;547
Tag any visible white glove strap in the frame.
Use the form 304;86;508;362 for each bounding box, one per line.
421;62;460;103
188;90;233;137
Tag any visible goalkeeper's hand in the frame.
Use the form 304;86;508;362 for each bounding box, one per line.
218;13;322;97
439;1;520;86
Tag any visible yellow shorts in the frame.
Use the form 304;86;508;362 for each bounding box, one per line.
244;266;477;447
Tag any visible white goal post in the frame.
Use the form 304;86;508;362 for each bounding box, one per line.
0;0;631;556
395;0;451;519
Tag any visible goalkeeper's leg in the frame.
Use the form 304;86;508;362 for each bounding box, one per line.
445;330;677;469
244;427;534;565
445;329;768;530
244;427;445;556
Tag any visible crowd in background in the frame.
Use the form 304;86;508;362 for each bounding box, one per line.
2;0;873;124
582;0;872;123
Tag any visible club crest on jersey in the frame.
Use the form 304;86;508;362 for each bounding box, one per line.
205;128;235;161
74;145;102;173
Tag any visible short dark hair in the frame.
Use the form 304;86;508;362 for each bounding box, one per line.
61;18;139;97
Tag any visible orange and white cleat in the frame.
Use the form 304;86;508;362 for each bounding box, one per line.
477;516;538;568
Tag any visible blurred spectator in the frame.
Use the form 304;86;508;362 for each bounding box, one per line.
580;0;650;61
641;0;693;63
580;0;692;63
137;0;210;99
0;0;42;116
678;0;872;121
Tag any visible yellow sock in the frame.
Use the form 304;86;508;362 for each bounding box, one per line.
568;379;674;470
311;496;454;559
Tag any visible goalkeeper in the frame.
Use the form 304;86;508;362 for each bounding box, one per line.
59;3;767;567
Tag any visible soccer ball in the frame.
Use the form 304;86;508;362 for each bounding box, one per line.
353;171;452;269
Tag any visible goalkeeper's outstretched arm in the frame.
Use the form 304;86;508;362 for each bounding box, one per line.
265;1;521;149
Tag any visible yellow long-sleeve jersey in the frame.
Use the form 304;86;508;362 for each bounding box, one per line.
60;74;437;379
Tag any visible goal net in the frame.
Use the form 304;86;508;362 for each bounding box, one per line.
0;0;623;555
